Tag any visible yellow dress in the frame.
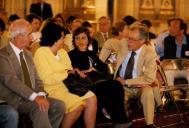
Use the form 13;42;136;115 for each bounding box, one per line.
34;47;94;113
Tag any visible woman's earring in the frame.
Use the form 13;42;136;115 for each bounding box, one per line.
54;42;57;47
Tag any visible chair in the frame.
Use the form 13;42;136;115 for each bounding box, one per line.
157;58;189;125
105;52;117;78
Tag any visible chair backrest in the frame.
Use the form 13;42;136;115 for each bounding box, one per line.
157;59;189;91
156;60;168;87
105;52;117;75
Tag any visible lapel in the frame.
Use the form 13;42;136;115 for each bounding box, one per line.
6;44;35;88
23;50;35;88
136;45;146;75
6;44;23;81
115;44;147;77
98;32;105;42
115;50;129;76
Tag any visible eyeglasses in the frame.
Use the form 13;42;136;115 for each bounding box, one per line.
21;31;32;37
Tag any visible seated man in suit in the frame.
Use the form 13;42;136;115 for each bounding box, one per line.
162;18;189;86
115;22;162;128
0;98;18;128
0;19;65;128
94;16;112;50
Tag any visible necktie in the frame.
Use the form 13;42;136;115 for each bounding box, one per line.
19;52;32;88
124;51;136;79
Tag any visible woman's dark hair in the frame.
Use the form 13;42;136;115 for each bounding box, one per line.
81;21;92;28
66;16;77;25
122;15;136;25
141;19;152;28
40;21;65;46
26;13;41;23
0;18;5;32
54;13;66;25
8;14;20;23
72;27;91;48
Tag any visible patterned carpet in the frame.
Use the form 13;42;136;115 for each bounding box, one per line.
132;110;189;128
96;101;189;128
127;101;189;128
18;99;189;128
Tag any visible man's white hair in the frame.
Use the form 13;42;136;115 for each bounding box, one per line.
8;19;31;40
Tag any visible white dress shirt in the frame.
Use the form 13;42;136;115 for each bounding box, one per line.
10;42;46;101
119;46;143;79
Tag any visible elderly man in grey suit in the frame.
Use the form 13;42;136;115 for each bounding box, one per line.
0;19;65;128
115;22;162;128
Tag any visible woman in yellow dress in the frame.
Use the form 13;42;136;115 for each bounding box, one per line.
34;21;97;128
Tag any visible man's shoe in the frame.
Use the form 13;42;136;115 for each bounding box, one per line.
146;124;157;128
113;121;133;128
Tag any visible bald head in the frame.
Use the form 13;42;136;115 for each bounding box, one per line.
9;19;33;49
9;19;32;40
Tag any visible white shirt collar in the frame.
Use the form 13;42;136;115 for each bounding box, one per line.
10;42;23;63
128;45;143;56
101;32;108;36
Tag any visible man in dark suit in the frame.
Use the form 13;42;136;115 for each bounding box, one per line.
30;0;53;21
0;19;65;128
163;18;189;60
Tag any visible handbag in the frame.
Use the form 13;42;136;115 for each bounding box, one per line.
63;73;94;96
86;71;108;84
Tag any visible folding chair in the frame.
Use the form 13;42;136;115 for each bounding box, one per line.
157;59;189;125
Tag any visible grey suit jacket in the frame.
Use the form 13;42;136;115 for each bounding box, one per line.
0;44;44;109
114;44;157;86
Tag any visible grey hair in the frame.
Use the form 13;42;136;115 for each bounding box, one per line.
129;21;150;44
8;19;31;40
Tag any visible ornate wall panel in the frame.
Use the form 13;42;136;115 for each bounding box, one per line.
138;0;175;20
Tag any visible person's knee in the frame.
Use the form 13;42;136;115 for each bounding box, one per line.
86;96;97;108
73;105;84;114
6;106;19;122
141;86;154;96
51;99;66;115
140;86;154;102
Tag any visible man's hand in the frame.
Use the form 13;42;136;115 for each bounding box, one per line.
34;96;49;112
116;77;127;86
